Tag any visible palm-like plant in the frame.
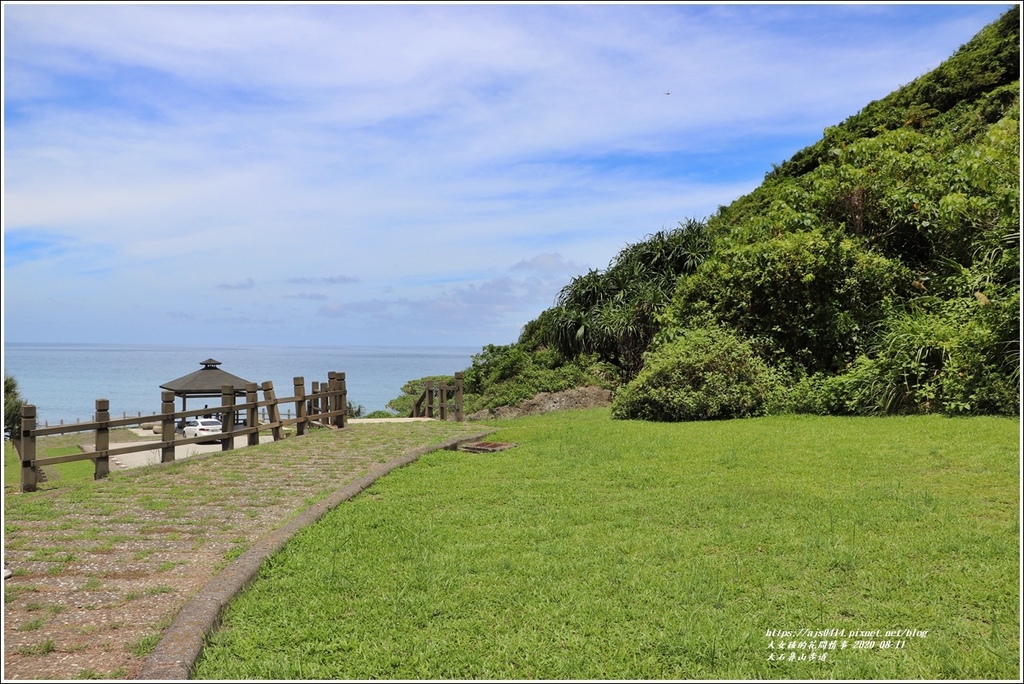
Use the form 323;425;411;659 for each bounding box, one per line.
5;374;26;441
542;219;711;380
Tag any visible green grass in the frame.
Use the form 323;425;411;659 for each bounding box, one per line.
193;410;1019;680
5;439;23;486
4;428;157;488
17;639;56;656
75;668;127;680
128;633;161;657
17;617;46;631
46;447;98;481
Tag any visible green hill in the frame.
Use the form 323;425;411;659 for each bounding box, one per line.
406;7;1020;421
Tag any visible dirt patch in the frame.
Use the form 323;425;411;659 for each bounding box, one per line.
466;386;612;421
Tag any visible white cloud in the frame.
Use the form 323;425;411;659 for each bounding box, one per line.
3;3;1012;347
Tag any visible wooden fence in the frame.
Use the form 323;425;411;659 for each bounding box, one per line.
411;372;464;421
17;373;349;493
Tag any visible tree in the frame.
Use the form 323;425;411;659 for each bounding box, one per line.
5;374;26;441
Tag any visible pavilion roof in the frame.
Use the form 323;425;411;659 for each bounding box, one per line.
159;359;253;396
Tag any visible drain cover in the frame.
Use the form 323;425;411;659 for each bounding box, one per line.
461;441;517;453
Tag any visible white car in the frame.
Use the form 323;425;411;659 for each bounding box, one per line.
182;418;222;441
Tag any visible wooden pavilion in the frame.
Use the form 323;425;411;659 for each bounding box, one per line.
159;359;253;415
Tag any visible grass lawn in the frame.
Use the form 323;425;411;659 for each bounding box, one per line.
192;409;1019;680
4;428;155;489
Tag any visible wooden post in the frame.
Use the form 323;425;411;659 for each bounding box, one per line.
246;383;260;447
94;399;110;480
323;374;332;425
425;380;435;419
412;391;424;418
263;381;283;441
310;381;321;425
326;373;337;427
20;404;37;493
439;379;448;421
324;376;332;424
454;372;464;422
161;391;176;463
221;385;235;451
338;372;348;428
293;377;307;436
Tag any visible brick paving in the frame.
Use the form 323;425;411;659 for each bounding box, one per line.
3;421;491;680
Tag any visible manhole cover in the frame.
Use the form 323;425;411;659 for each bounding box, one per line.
461;441;517;453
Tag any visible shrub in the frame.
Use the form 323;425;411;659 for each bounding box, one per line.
362;410;397;419
665;224;913;374
864;288;1019;415
611;327;786;422
789;286;1020;416
385;375;454;417
461;344;614;412
786;361;886;416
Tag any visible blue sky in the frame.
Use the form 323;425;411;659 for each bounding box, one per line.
2;3;1014;349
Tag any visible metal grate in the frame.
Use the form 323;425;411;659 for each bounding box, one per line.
461;441;517;453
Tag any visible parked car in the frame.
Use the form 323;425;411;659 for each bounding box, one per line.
182;418;222;441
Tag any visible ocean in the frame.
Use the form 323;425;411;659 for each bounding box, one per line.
2;343;479;426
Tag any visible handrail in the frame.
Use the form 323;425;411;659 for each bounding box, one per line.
410;372;464;421
18;372;349;493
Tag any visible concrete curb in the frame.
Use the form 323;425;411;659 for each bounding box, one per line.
138;428;497;680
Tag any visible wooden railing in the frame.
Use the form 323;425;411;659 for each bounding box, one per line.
411;372;464;421
17;373;349;493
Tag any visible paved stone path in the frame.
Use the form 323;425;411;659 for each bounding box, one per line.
3;421;493;680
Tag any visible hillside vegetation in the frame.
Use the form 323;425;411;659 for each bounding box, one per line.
398;8;1020;421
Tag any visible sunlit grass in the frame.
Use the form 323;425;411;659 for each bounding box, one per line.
194;410;1019;680
3;429;154;488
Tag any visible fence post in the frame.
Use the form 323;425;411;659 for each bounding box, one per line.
338;372;348;428
425;380;435;419
263;381;283;441
293;377;307;436
246;383;260;447
325;374;334;425
439;379;448;421
220;385;235;451
320;379;329;424
412;393;422;418
20;405;37;493
161;391;176;463
310;381;321;425
326;373;336;427
455;372;464;422
94;399;110;480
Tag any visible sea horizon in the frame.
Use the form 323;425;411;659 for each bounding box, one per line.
3;342;481;426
